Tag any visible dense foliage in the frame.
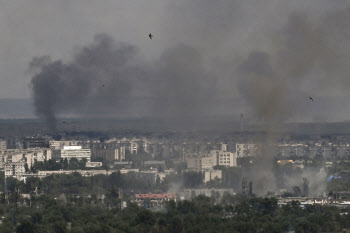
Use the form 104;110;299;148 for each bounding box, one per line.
0;195;349;233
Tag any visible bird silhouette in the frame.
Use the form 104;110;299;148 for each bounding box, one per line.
62;122;66;124
149;33;153;39
309;97;314;102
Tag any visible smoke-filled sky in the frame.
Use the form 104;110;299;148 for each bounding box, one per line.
2;0;350;124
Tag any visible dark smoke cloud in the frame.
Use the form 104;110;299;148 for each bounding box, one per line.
30;1;350;132
31;34;138;132
152;44;216;116
28;1;350;196
238;51;290;122
31;35;220;131
232;6;350;195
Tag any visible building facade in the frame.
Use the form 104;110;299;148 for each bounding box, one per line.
53;146;91;162
204;170;222;183
210;150;237;167
5;162;26;177
236;144;259;157
91;148;119;162
186;154;216;170
0;140;6;151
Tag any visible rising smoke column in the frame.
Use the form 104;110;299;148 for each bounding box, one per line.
237;51;288;195
29;1;350;194
234;9;350;195
30;34;138;132
151;44;216;117
30;36;221;132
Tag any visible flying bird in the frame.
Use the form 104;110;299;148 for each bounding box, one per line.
309;97;314;102
62;121;66;123
149;33;153;40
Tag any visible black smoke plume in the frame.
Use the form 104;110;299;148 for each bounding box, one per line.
31;34;138;132
31;2;350;131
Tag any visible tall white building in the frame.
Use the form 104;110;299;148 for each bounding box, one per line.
130;141;138;154
53;146;91;162
143;140;149;153
120;146;126;160
210;150;237;167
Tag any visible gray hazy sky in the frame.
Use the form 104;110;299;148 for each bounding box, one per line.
2;0;350;122
0;0;168;98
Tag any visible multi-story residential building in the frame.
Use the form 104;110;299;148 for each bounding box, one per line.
53;146;91;162
49;140;80;150
5;162;26;177
186;149;237;170
0;152;5;171
9;152;34;169
130;141;138;154
120;146;126;160
23;137;49;149
236;144;259;157
277;144;308;158
0;140;6;151
0;148;52;170
33;148;52;162
210;150;237;167
91;148;119;162
142;140;150;153
186;153;216;170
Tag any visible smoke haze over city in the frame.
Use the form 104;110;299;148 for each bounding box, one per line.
0;0;348;125
4;3;350;231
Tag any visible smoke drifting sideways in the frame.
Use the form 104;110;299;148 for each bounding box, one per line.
30;35;135;132
30;2;350;133
30;34;219;133
29;1;350;196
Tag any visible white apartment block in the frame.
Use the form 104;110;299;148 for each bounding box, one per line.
0;148;52;171
143;141;150;153
130;141;138;154
120;146;126;160
210;150;237;167
34;149;52;162
53;146;91;162
5;162;25;177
